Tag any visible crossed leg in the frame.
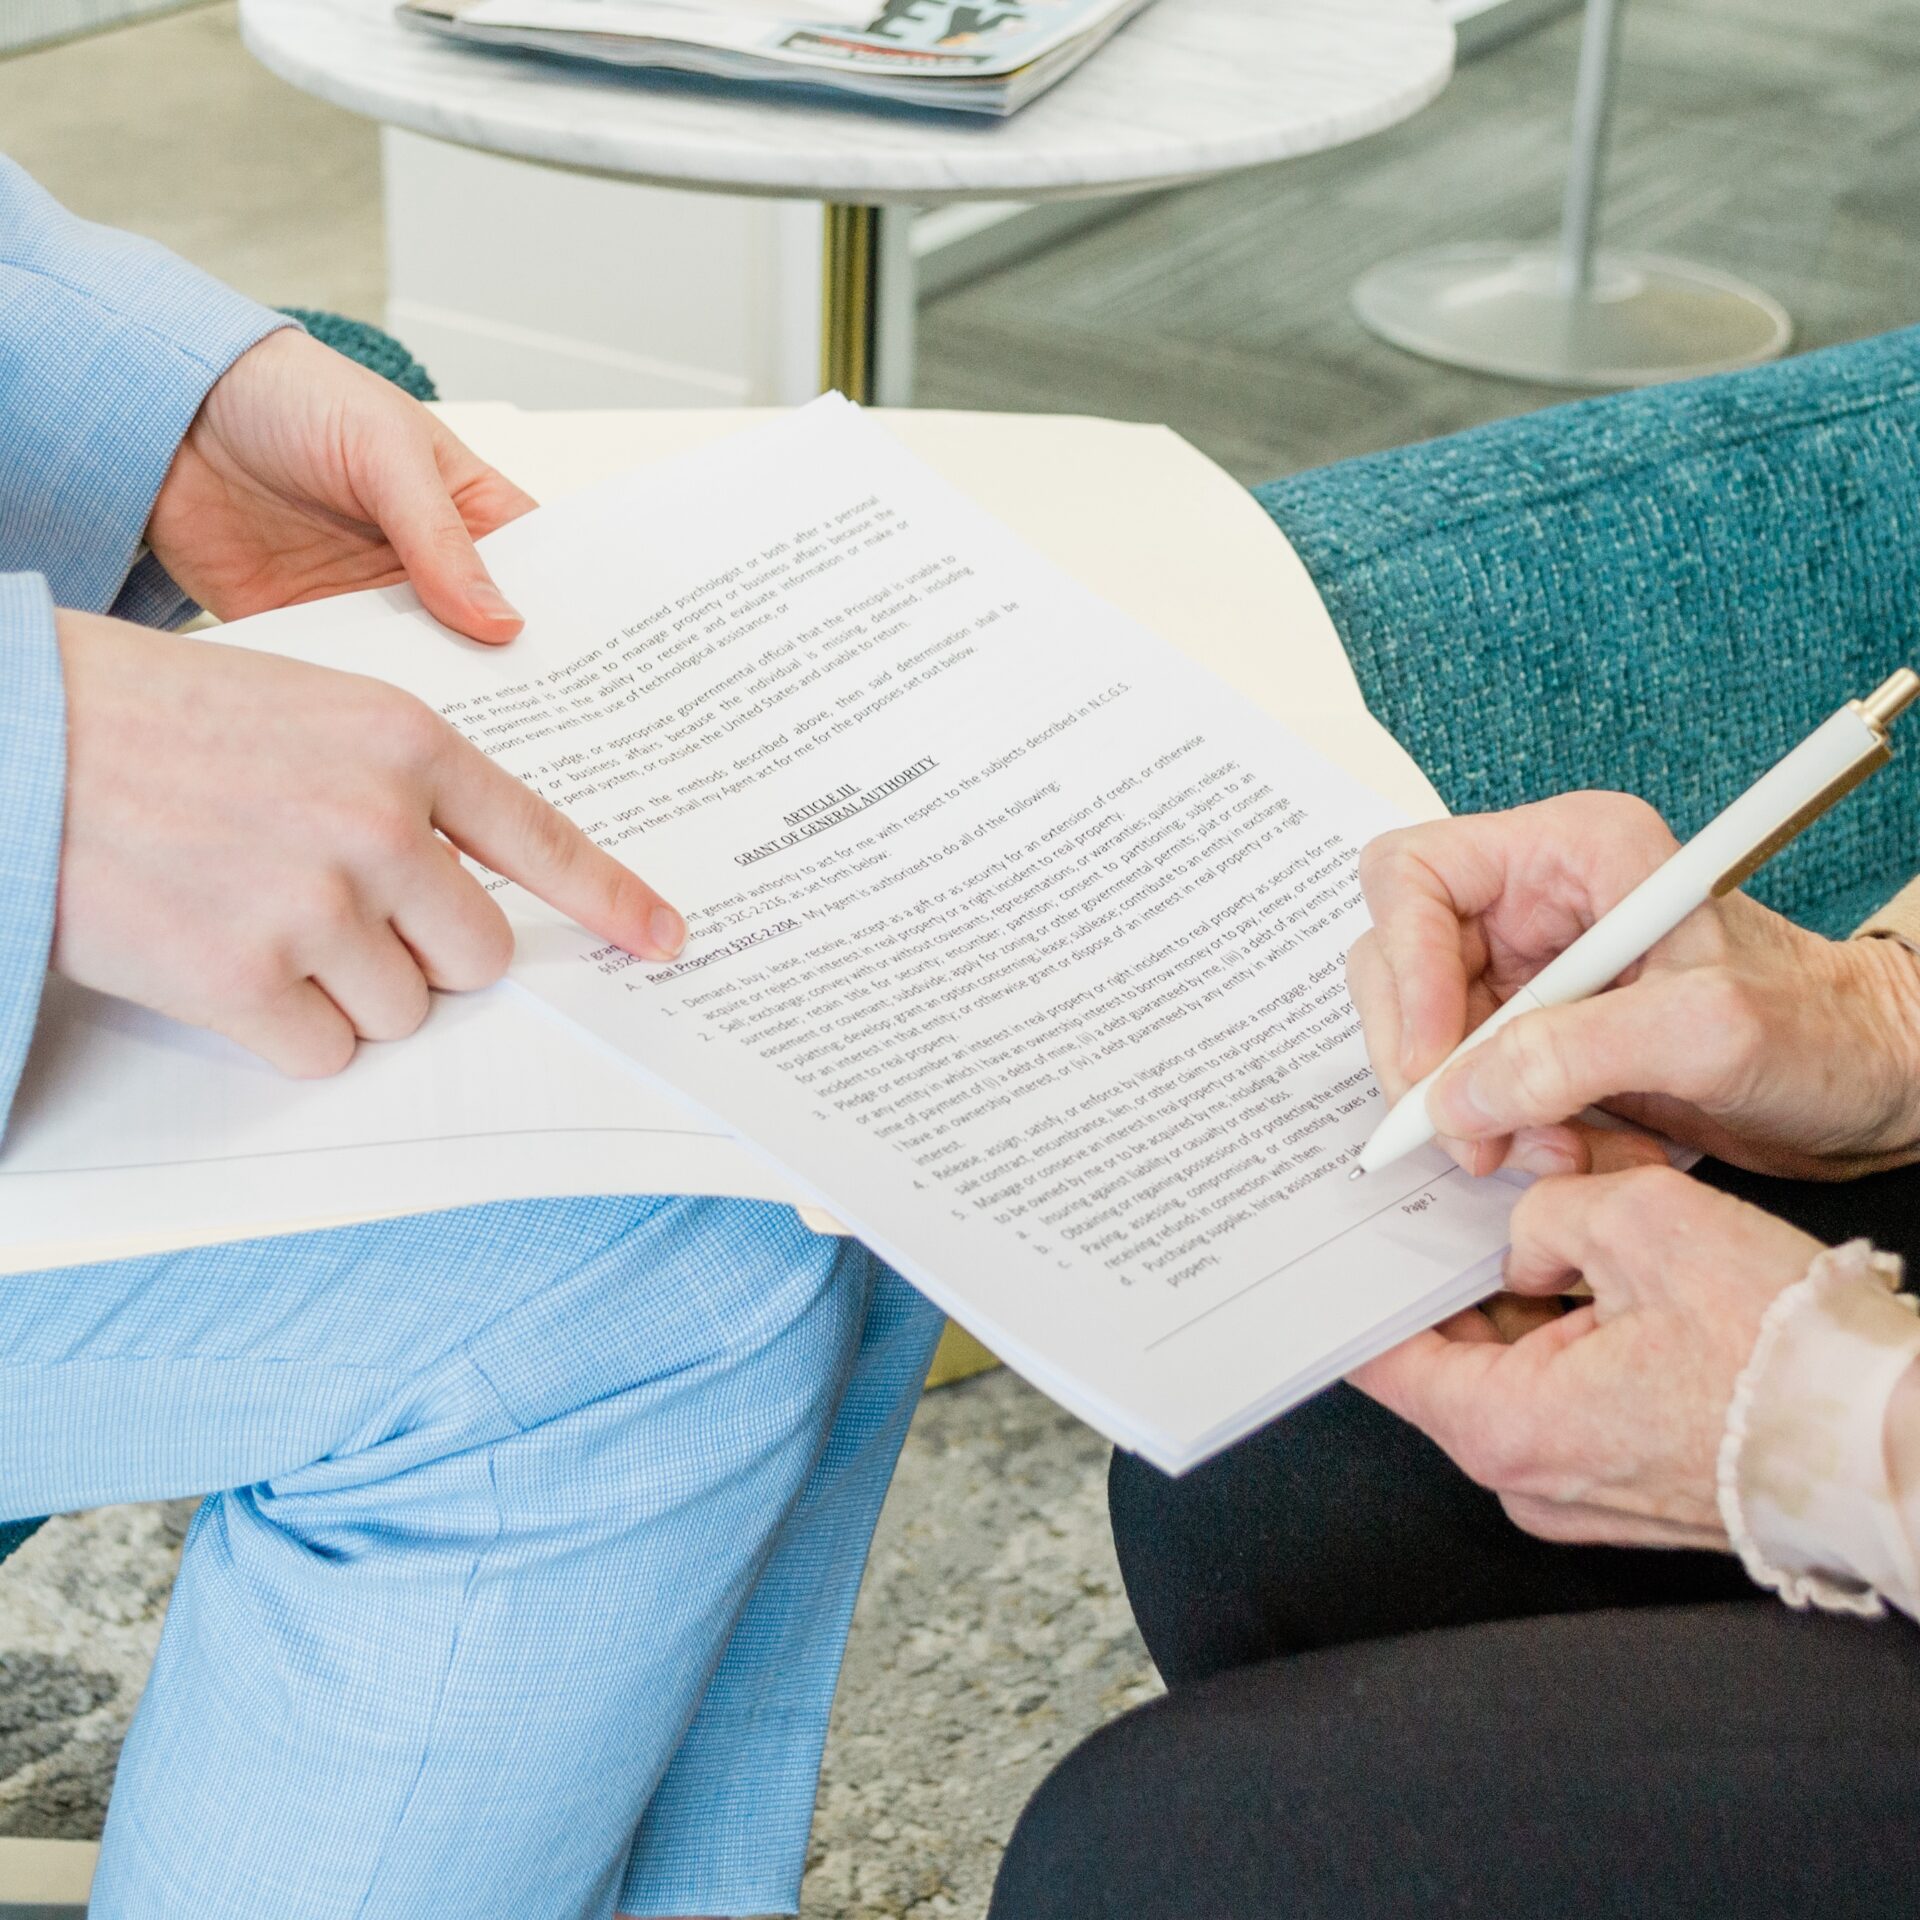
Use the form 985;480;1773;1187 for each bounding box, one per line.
1;1194;941;1919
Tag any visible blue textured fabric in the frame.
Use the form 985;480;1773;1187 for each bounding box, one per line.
0;150;289;1145
0;154;291;614
0;158;305;1578
1256;327;1920;939
0;574;62;1138
4;1197;940;1919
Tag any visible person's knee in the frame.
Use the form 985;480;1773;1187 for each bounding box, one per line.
989;1712;1148;1920
992;1656;1463;1920
990;1695;1268;1920
455;1196;871;1432
265;1198;880;1522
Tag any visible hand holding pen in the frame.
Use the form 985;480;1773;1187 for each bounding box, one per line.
1346;671;1920;1184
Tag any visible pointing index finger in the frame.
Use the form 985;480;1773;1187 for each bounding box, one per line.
431;733;686;960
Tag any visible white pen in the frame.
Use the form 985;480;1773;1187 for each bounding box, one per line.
1351;667;1920;1181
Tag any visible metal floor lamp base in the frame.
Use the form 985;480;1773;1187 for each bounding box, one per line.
1352;243;1792;388
1355;0;1790;389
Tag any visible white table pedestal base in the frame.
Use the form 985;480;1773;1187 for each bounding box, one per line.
1351;244;1792;388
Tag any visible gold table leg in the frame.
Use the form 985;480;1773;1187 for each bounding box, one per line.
820;202;881;403
926;1322;1001;1389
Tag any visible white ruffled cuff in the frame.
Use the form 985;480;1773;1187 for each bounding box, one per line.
1718;1239;1920;1620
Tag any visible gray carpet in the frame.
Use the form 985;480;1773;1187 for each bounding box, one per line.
0;1371;1159;1918
0;1502;194;1842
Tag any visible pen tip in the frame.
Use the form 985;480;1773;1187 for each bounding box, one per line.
1348;1167;1367;1182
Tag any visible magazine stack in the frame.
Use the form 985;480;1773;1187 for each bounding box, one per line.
397;0;1159;116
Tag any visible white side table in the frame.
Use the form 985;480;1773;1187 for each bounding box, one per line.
240;0;1455;404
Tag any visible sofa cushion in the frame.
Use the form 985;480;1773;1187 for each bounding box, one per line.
1258;327;1920;937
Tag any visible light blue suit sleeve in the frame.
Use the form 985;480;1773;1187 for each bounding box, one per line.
0;574;64;1135
0;154;292;618
0;155;291;1136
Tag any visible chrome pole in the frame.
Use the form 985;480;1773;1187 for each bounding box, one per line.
1556;0;1627;299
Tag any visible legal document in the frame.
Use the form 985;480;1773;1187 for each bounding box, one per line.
4;399;1514;1469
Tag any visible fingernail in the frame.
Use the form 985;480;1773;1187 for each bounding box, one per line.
1428;1064;1494;1136
649;905;686;958
469;580;519;621
1511;1138;1578;1177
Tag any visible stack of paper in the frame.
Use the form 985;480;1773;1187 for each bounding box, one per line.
3;401;1519;1473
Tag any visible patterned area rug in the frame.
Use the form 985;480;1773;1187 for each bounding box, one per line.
0;1500;192;1839
0;1369;1160;1917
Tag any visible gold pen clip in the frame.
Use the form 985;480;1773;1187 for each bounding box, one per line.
1710;668;1920;898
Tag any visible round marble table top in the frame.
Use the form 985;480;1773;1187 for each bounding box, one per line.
239;0;1455;205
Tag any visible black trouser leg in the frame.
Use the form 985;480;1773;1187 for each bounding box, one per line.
1109;1377;1755;1684
991;1161;1920;1919
989;1601;1920;1920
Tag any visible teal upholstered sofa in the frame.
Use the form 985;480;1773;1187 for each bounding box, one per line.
3;326;1918;1578
1260;325;1920;940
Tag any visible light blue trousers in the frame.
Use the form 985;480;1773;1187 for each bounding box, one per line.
0;1195;943;1919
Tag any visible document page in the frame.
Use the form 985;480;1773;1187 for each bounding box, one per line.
0;406;1430;1277
0;976;781;1277
221;397;1513;1470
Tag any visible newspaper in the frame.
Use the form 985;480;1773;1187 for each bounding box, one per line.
397;0;1160;115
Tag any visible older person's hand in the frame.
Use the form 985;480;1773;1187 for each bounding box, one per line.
1346;792;1920;1181
1349;1165;1822;1548
145;326;536;642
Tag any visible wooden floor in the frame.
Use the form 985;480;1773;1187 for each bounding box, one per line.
918;0;1920;483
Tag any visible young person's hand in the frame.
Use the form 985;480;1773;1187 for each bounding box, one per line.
1349;1165;1822;1548
1345;792;1920;1181
54;611;685;1077
145;327;535;643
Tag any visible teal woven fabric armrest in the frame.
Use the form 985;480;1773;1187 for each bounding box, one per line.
1258;327;1920;939
0;312;434;1576
279;308;438;402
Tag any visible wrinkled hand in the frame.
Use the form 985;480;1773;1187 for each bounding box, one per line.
1346;792;1920;1181
54;610;685;1077
146;327;535;642
1350;1165;1822;1548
